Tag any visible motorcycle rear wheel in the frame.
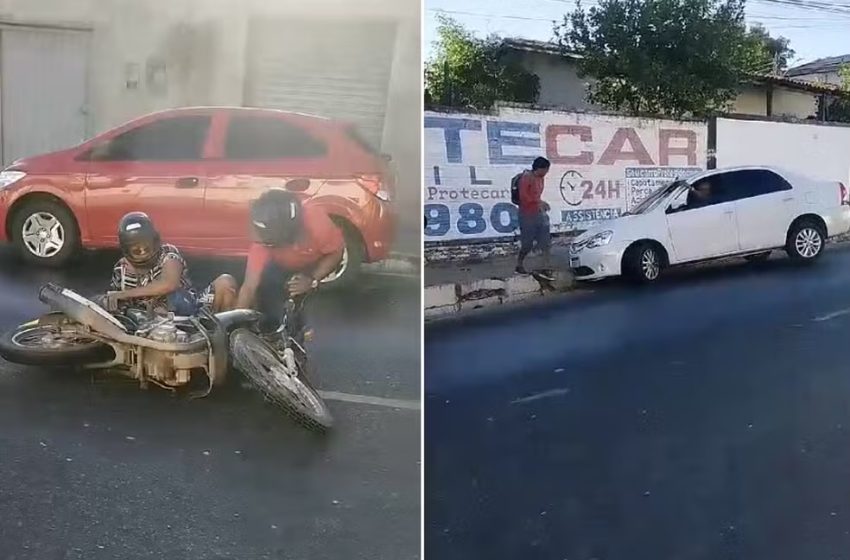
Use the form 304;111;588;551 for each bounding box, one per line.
0;323;114;366
229;328;333;433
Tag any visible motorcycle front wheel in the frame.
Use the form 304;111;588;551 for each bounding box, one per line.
0;322;114;366
229;328;333;433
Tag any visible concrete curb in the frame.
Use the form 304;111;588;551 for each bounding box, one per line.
424;271;575;319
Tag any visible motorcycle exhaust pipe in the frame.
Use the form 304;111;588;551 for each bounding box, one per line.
38;283;129;340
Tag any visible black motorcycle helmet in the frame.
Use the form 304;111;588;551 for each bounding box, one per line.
250;189;303;247
118;212;162;268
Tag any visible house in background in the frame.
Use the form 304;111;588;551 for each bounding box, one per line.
787;54;850;87
498;38;843;121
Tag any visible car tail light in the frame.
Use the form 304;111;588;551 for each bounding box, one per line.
356;174;392;202
841;182;849;205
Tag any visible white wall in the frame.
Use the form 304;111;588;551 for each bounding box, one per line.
716;117;850;186
425;107;707;243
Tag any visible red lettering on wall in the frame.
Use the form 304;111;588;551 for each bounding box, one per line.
659;129;697;165
545;125;593;165
598;128;654;165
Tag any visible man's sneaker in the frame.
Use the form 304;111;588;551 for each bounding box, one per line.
515;266;529;275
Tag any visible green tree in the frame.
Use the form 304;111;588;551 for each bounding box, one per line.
746;24;795;74
823;65;850;123
555;0;767;117
425;15;539;109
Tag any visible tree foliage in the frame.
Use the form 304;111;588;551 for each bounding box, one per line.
823;64;850;123
555;0;769;117
746;23;795;74
425;15;540;109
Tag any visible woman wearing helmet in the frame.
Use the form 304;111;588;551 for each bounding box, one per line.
235;189;345;332
104;212;238;314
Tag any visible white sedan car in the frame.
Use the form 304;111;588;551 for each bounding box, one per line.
569;166;850;283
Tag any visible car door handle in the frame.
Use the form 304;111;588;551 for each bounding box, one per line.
724;210;734;215
783;197;793;202
176;177;199;188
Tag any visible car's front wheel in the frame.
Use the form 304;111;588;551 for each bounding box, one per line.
786;220;825;264
623;242;664;284
11;199;80;267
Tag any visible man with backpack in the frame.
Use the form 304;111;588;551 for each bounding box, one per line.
511;156;552;275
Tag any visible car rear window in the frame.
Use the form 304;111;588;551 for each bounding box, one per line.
224;116;327;160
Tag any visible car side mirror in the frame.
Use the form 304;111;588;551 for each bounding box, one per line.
667;199;686;214
284;178;311;192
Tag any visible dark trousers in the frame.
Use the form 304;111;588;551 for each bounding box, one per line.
256;263;306;340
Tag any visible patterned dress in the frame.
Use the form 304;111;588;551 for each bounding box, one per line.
109;243;196;311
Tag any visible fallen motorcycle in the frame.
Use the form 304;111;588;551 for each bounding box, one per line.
0;283;333;432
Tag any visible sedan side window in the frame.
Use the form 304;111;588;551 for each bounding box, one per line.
721;169;793;202
224;116;327;160
93;116;211;162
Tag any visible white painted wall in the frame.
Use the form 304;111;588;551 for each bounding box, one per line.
716;117;850;186
425;107;706;242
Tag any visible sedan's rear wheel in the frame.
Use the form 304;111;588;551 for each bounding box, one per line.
786;220;825;264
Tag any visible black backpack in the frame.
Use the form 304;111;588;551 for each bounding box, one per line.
510;172;524;205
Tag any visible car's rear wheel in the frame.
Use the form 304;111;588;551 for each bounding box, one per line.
11;199;80;267
623;242;664;284
320;221;364;289
786;220;825;264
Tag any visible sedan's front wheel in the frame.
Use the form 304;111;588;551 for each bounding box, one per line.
11;199;80;267
624;242;664;284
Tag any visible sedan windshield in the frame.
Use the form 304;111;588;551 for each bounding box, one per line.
625;180;687;215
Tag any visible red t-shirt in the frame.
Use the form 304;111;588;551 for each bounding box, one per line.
518;171;545;216
246;205;345;275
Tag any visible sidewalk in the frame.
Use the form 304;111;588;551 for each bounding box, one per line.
424;247;576;319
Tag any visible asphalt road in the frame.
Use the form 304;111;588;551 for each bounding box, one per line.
0;247;421;560
426;246;850;560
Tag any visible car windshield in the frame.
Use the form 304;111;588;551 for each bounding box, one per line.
625;180;687;215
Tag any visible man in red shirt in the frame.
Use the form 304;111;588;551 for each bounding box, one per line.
516;156;552;274
234;189;345;339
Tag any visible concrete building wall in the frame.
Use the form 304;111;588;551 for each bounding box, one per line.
772;87;819;119
732;85;818;119
507;51;596;110
732;88;767;116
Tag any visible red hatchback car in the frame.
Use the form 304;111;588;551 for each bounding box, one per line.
0;107;396;284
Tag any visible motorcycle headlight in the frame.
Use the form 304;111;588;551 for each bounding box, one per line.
586;230;613;249
0;171;25;189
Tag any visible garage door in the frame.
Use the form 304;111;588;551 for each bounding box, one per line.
1;27;90;165
245;19;397;150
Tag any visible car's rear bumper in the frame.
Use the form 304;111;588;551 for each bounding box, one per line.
826;206;850;238
361;200;395;262
569;243;626;280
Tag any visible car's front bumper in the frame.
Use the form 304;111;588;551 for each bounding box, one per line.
568;242;628;280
